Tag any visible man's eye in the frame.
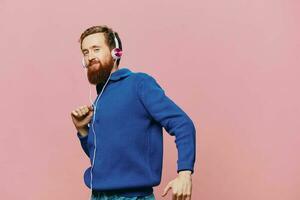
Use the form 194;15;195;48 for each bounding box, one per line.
95;48;100;51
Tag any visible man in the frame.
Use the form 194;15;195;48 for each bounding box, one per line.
71;25;196;200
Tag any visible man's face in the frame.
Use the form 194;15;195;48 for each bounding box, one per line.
81;32;114;85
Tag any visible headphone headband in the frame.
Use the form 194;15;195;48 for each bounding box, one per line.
113;32;119;49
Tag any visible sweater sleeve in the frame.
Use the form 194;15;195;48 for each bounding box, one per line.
137;74;196;174
77;131;90;158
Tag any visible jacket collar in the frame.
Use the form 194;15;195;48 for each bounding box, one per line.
109;67;132;81
96;67;132;94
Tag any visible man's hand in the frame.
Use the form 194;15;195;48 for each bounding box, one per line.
71;105;94;136
162;170;192;200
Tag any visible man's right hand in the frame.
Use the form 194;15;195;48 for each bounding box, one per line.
71;105;94;137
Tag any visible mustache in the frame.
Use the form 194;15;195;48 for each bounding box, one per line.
89;59;100;66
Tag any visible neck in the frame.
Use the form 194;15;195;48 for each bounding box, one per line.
110;61;119;74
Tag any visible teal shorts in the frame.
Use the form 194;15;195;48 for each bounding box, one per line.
91;191;156;200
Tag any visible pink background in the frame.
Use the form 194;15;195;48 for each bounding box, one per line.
1;0;300;200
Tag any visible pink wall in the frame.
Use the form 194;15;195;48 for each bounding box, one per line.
0;0;299;199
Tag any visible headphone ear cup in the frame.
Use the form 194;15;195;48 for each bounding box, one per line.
111;48;122;60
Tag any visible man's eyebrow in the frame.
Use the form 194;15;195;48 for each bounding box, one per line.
82;45;101;52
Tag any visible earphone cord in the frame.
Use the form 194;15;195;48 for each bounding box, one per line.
83;59;117;200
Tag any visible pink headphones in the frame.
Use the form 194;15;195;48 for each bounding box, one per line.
81;32;122;68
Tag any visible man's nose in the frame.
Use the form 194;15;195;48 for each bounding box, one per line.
88;51;97;61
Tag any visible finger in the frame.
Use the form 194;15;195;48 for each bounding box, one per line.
81;107;87;115
162;184;171;197
80;106;88;114
76;108;82;116
182;193;189;200
84;105;89;113
89;105;94;111
85;105;91;113
76;108;83;116
79;106;86;114
177;194;182;200
181;185;188;200
180;193;185;200
71;110;78;116
172;192;177;200
184;186;192;200
185;195;191;200
177;192;183;200
87;110;94;118
184;194;190;200
182;184;189;198
74;110;80;116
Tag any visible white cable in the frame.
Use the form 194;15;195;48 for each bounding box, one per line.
83;59;117;200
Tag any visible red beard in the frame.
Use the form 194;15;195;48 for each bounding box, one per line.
87;58;114;85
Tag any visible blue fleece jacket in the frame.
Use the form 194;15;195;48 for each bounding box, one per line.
77;67;196;197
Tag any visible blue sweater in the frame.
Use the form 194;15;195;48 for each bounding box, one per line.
77;67;196;197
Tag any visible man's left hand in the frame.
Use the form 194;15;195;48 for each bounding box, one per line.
161;170;192;200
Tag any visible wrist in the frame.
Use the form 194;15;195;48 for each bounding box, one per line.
178;170;192;176
77;127;88;137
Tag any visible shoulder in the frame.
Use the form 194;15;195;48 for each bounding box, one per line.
131;71;164;92
132;71;157;84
